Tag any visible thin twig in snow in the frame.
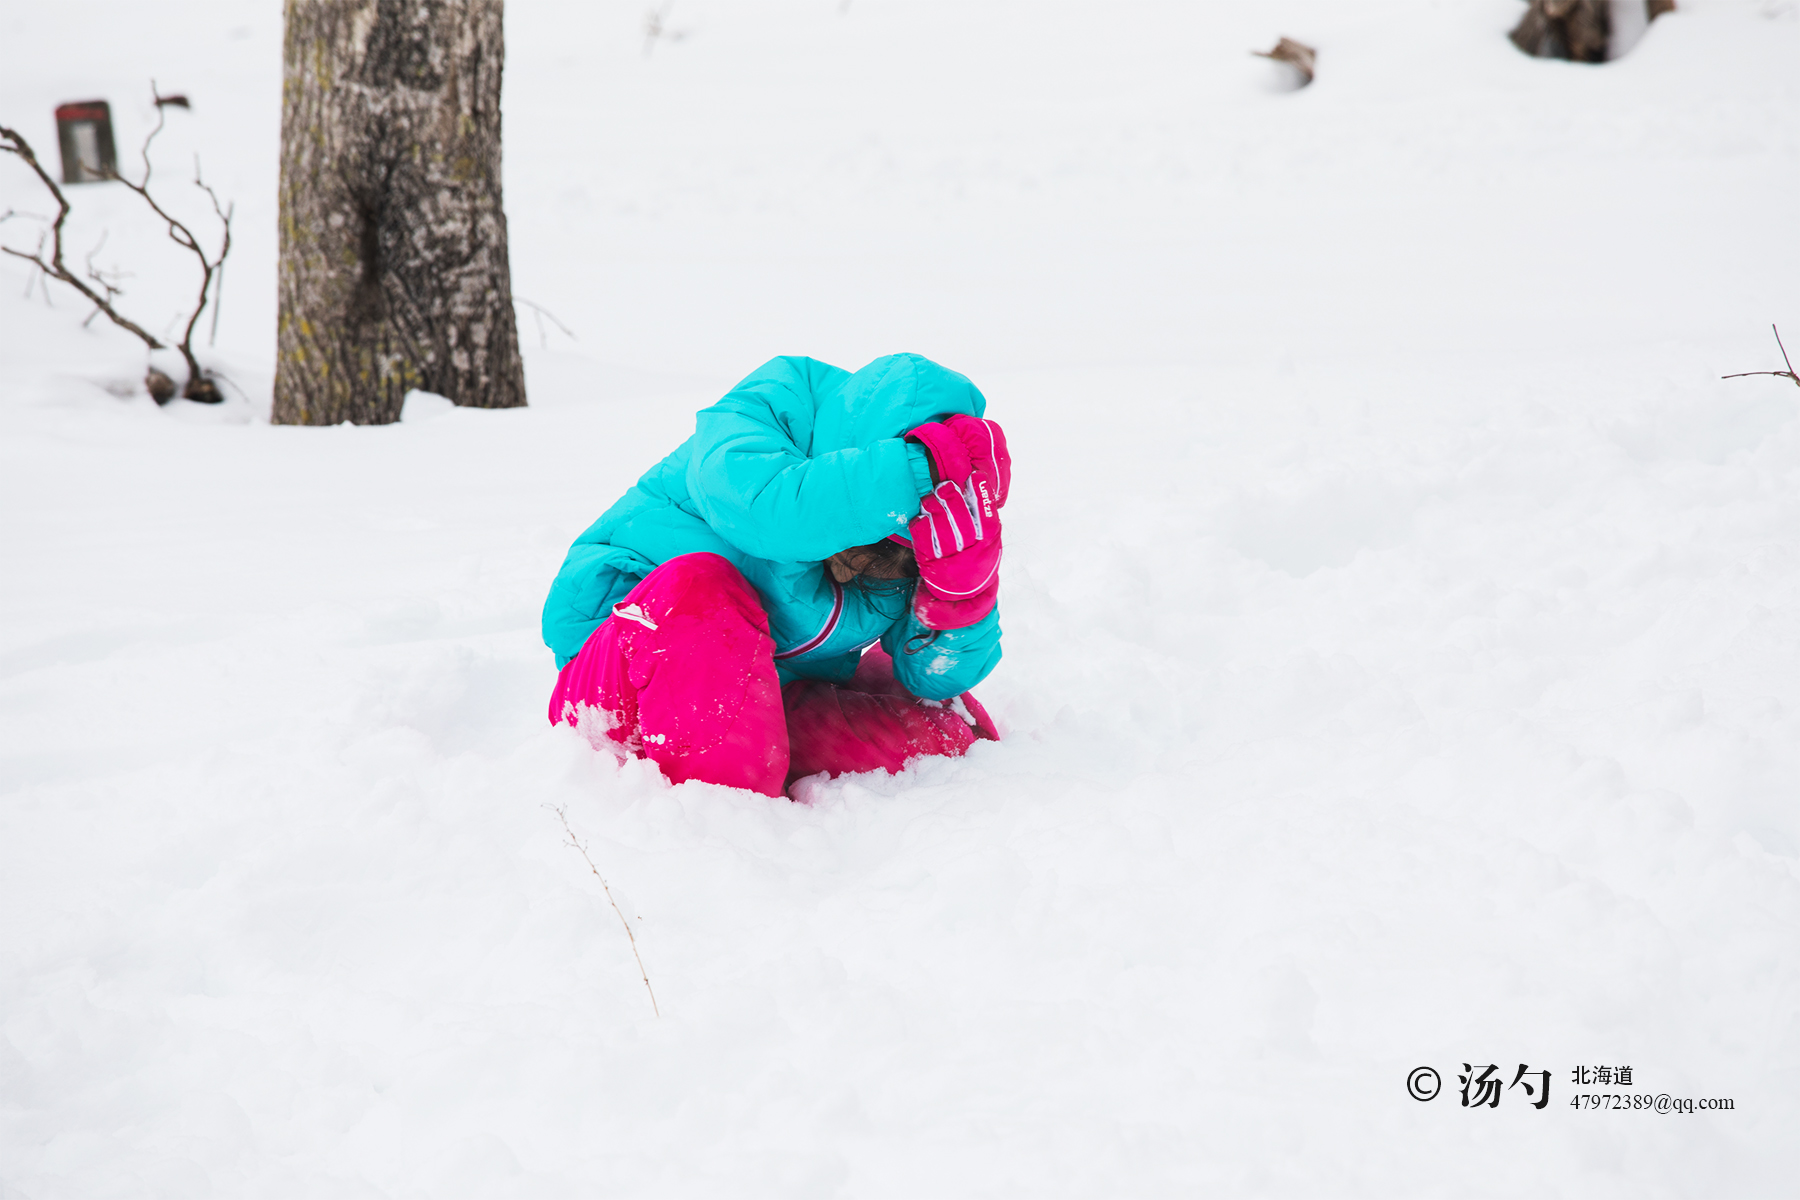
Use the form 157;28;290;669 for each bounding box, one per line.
1;85;233;402
513;296;576;348
82;229;132;327
204;367;251;402
0;125;167;348
1721;324;1799;389
99;90;233;398
548;804;660;1017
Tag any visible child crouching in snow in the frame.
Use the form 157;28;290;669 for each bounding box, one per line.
541;353;1009;798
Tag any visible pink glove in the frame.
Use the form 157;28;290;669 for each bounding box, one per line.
911;549;1000;630
903;414;1010;630
907;414;1011;510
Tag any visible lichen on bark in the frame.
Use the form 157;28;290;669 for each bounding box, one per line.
275;0;526;425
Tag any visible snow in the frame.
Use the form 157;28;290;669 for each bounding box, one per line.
3;0;1797;1195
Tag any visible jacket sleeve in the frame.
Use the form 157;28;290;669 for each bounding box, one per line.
883;605;1002;701
687;366;928;563
541;523;660;669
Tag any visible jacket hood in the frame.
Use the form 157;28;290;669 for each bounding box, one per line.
811;353;987;453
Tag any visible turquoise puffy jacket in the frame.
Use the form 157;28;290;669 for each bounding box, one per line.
541;353;1003;701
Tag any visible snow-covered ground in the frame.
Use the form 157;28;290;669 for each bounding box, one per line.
3;1;1797;1195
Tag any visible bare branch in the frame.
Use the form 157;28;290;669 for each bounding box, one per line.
83;230;131;314
84;228;111;283
208;246;226;346
3;86;235;404
513;295;576;348
202;170;233;346
202;367;249;402
0;125;167;350
140;81;169;188
1721;325;1800;389
96;85;232;401
547;804;660;1018
80;229;125;328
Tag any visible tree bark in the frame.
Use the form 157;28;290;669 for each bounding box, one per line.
275;0;526;425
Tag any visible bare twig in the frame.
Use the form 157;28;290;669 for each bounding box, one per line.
547;804;660;1018
0;126;168;350
204;367;251;402
208;193;232;348
100;91;233;401
513;296;576;348
1;88;233;404
1721;324;1800;389
82;230;132;322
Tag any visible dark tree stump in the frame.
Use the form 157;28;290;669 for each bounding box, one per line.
1511;0;1610;63
274;0;527;426
1511;0;1674;63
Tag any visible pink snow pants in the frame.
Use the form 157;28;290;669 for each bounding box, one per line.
548;553;996;799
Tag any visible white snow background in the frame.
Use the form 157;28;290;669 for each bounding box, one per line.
2;1;1797;1195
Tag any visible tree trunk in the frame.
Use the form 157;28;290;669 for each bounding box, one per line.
275;0;526;425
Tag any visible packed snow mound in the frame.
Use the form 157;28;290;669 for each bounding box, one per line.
2;1;1796;1195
